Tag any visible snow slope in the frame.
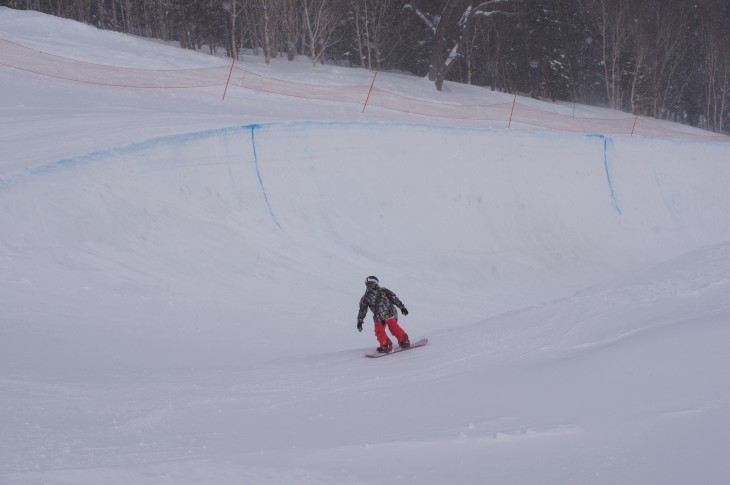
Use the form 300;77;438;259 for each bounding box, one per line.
1;8;730;485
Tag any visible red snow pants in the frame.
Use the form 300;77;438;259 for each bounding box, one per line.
374;317;408;346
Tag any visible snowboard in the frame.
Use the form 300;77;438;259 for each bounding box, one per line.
365;337;428;358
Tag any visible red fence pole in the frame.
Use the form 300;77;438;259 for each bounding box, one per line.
222;55;236;101
362;71;378;113
508;91;518;128
631;105;641;135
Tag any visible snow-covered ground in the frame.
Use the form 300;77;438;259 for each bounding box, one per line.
1;8;730;484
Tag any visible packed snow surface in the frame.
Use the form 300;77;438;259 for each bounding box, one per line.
1;8;729;485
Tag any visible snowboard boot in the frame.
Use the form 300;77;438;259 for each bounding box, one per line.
399;335;410;349
377;341;393;353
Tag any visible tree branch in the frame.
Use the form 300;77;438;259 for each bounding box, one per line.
403;3;436;33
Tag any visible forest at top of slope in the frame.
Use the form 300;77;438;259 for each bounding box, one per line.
3;0;729;134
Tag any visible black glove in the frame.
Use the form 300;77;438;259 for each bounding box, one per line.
357;320;363;332
401;308;408;316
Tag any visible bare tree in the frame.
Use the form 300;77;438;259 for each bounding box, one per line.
596;0;632;109
350;0;367;67
405;0;519;91
277;0;301;61
626;1;654;114
259;0;274;63
222;0;243;59
650;5;690;119
349;0;398;70
701;5;730;132
302;0;344;66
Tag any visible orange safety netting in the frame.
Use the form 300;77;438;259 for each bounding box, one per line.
2;37;727;143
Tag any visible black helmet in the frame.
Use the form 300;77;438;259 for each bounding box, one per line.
365;275;379;286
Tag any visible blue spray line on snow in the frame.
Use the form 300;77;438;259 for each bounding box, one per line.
0;125;247;190
1;121;638;221
602;136;623;216
249;125;283;231
1;124;285;231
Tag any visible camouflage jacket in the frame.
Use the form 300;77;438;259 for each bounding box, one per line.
358;284;406;323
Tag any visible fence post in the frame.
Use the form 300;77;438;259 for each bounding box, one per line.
508;91;518;128
222;55;236;101
631;105;641;136
362;71;378;113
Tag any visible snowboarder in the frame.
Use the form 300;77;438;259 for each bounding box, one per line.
357;276;410;353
